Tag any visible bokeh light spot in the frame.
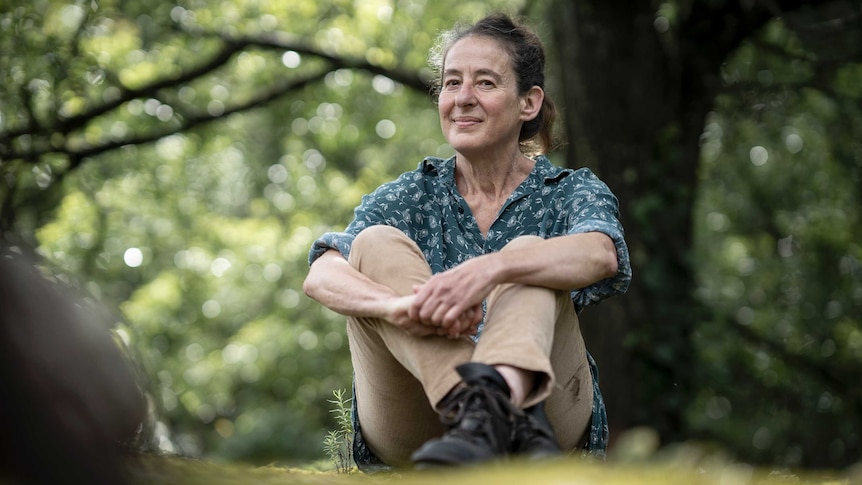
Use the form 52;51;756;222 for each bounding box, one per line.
185;343;204;362
377;5;393;23
282;51;301;68
749;146;768;166
784;133;803;154
372;75;396;95
211;257;231;277
376;119;397;139
263;263;282;282
124;247;143;267
202;300;221;318
706;211;729;232
298;330;319;350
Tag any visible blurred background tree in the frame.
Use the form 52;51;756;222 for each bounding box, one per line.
551;0;862;469
1;0;859;470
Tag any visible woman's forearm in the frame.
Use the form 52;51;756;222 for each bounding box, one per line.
302;250;397;319
495;232;618;290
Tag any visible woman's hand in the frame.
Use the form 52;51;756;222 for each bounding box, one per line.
384;295;482;338
408;255;499;336
382;295;436;337
383;294;480;338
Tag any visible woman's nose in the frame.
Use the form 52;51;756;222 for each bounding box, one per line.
455;83;477;106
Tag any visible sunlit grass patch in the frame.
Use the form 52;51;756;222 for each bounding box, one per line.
126;452;855;485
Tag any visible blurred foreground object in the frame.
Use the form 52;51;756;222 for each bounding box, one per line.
0;244;146;484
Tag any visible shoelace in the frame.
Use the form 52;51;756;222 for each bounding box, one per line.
438;383;524;450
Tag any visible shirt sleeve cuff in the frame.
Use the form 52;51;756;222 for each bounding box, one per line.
567;220;632;309
307;232;355;266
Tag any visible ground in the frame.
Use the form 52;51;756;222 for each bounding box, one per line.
126;452;857;485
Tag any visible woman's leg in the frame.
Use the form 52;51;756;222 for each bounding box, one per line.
542;295;594;451
346;225;473;466
472;235;594;451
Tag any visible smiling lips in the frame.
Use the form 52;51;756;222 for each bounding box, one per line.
453;116;482;127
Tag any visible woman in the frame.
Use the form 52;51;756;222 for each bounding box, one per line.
304;13;631;469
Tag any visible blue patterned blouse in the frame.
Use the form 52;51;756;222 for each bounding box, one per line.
308;155;631;469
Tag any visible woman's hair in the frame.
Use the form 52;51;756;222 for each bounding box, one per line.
429;13;559;155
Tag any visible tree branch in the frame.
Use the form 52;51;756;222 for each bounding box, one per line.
728;318;862;405
0;24;436;231
1;29;431;163
59;41;245;135
0;40;244;148
220;30;430;94
4;68;330;226
681;0;819;58
719;73;862;120
61;69;329;173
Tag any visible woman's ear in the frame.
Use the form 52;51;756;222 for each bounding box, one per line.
520;86;544;122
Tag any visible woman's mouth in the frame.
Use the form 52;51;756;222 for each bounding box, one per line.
453;117;481;127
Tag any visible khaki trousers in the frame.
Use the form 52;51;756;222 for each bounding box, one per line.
347;225;593;466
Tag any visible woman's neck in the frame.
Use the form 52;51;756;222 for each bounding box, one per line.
455;149;534;202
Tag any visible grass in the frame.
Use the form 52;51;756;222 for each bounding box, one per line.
125;450;858;485
125;424;861;484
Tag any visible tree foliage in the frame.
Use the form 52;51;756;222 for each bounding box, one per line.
690;15;862;466
549;0;862;469
1;0;530;463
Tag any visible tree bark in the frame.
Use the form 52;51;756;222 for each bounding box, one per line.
546;0;794;443
549;0;689;443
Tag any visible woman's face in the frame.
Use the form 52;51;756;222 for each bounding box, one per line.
438;36;538;158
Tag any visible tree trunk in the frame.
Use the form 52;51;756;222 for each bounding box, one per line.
547;0;728;444
547;0;823;446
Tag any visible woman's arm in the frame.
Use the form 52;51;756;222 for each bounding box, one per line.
496;232;618;289
410;231;618;332
303;250;480;338
303;250;399;319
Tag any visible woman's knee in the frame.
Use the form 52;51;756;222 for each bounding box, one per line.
352;225;409;253
501;234;544;251
354;224;406;243
349;225;427;279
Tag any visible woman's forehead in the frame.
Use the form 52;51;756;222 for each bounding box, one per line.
443;36;512;73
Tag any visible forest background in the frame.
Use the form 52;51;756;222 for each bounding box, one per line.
1;0;860;472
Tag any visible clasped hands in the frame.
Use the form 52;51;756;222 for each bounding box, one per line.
386;293;482;339
383;259;497;339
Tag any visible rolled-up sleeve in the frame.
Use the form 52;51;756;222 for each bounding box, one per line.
308;231;355;266
565;170;632;310
307;181;394;266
